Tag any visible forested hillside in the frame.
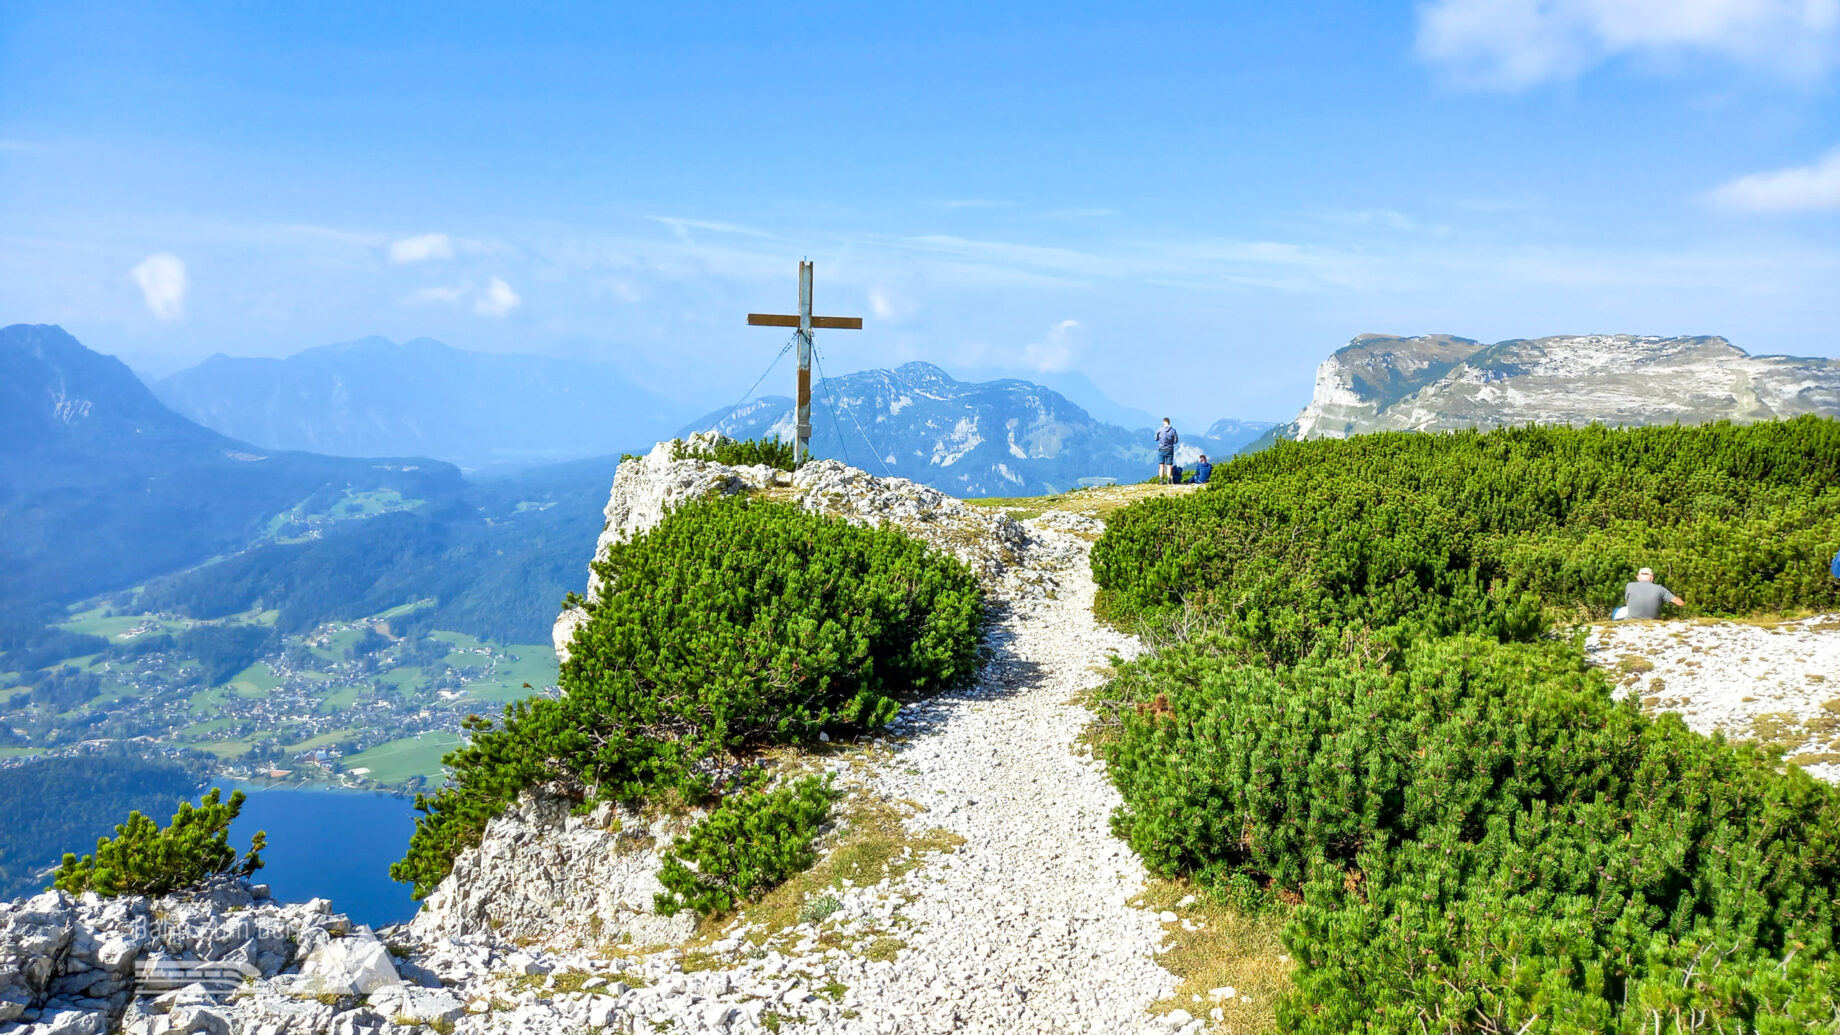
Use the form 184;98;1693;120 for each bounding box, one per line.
0;754;205;898
1091;418;1840;1032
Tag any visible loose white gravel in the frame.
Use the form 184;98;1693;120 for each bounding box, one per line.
1587;613;1840;783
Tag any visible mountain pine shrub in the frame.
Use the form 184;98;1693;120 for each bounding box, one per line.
654;775;841;918
1096;419;1840;1031
53;787;266;897
393;496;982;898
672;435;799;471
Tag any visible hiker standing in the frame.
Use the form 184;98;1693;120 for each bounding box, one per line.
1154;418;1179;484
1618;566;1683;620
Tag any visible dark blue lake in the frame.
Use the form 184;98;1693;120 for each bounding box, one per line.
228;785;421;928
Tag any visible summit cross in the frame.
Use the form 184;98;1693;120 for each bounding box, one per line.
746;260;861;466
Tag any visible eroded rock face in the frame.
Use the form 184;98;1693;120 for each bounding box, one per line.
553;435;1045;663
408;793;695;951
0;879;378;1035
1276;333;1840;441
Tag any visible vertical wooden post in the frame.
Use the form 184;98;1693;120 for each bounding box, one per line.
746;262;859;467
796;260;814;466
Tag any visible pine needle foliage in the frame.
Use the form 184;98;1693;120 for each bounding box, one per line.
52;788;266;897
392;497;982;899
672;435;799;471
654;775;841;918
1094;419;1840;1032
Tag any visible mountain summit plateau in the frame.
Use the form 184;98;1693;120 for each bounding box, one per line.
1274;333;1840;440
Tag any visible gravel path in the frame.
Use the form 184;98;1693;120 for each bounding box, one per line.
423;520;1191;1035
845;535;1179;1033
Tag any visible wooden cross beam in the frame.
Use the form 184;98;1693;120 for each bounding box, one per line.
746;261;861;466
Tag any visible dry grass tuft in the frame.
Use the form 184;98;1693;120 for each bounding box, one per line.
1132;878;1293;1035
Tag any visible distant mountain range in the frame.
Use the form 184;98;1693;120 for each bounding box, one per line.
153;337;692;470
685;362;1266;496
1266;333;1840;443
0;324;459;612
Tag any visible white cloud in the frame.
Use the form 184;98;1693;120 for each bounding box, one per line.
1710;149;1840;211
475;277;522;316
129;253;187;320
388;233;455;264
1416;0;1840;89
1021;319;1080;372
868;288;896;320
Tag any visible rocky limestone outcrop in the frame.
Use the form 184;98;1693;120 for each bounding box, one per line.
1274;333;1840;441
0;878;433;1035
409;794;695;951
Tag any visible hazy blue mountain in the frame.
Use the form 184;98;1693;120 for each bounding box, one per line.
0;324;460;611
155;336;692;470
133;453;615;645
1197;418;1278;455
685;362;1170;496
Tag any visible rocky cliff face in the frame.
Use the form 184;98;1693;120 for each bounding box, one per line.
1273;333;1840;440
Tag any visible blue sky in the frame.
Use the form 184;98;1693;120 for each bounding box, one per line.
2;1;1837;424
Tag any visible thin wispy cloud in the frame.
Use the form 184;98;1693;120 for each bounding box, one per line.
649;217;779;241
130;253;188;320
1710;149;1840;211
1416;0;1840;89
401;284;467;305
389;233;456;263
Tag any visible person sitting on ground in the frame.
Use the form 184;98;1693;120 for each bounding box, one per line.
1618;567;1683;620
1153;418;1179;484
1191;453;1213;484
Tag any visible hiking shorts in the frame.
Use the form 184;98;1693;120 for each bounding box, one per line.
1157;446;1174;464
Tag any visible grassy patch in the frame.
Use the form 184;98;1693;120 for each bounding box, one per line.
1132;877;1292;1035
964;482;1195;523
340;731;465;783
736;793;963;947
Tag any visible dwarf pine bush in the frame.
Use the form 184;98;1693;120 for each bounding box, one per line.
654;775;840;918
1095;419;1840;1032
53;788;266;897
1094;418;1840;642
393;497;982;899
671;435;799;471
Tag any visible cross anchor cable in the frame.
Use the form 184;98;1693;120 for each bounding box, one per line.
746;260;862;466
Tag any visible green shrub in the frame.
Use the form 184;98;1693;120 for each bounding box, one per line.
1096;419;1840;1032
53;788;266;897
654;775;840;917
393;497;982;899
1094;420;1840;645
1106;634;1840;1033
672;435;799;471
1094;477;1546;664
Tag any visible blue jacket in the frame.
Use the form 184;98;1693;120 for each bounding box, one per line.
1191;461;1212;484
1832;548;1840;579
1154;426;1178;448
